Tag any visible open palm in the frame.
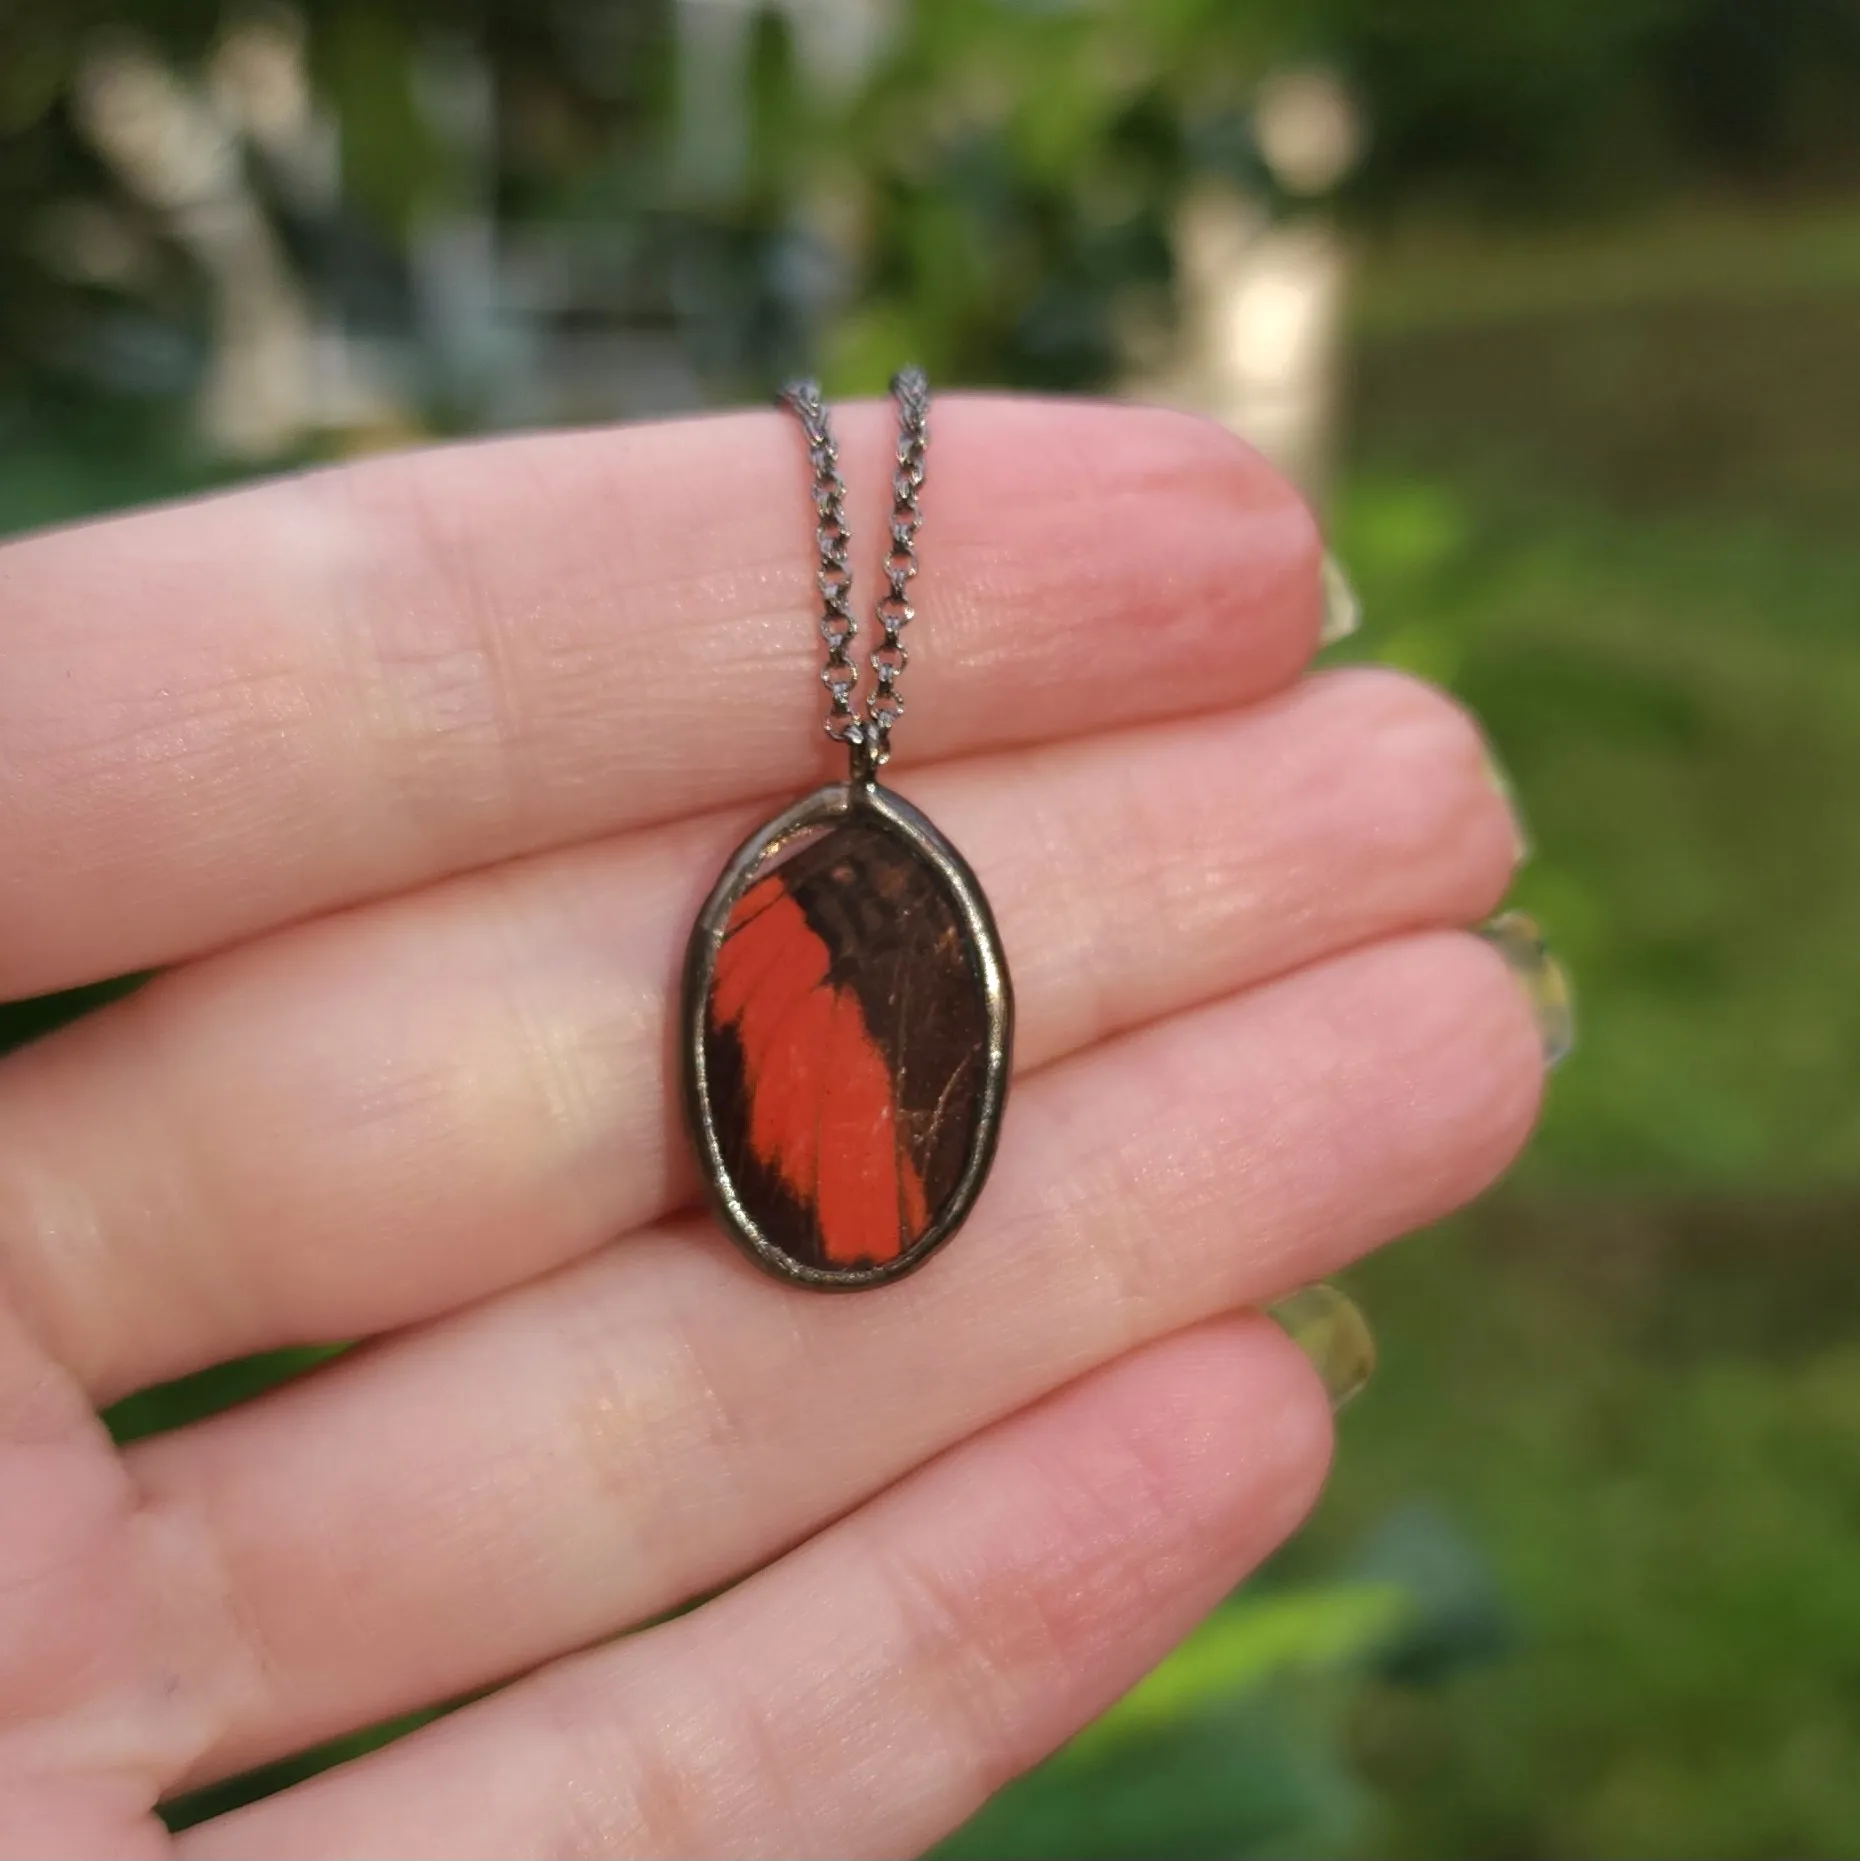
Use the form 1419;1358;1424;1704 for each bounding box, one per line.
0;396;1540;1859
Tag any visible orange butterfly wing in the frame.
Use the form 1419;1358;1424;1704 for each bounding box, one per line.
704;822;985;1272
708;862;930;1266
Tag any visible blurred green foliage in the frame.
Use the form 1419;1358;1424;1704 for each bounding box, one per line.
1;4;1858;1857
1308;436;1860;1853
5;0;1860;416
943;218;1860;1851
1336;494;1860;1189
940;1586;1413;1860
883;188;1860;1857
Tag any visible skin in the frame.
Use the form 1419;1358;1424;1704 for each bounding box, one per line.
0;396;1542;1860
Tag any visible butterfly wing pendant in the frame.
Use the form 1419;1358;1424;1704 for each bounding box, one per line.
682;779;1012;1289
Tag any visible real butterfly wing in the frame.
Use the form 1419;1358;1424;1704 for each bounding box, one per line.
705;820;989;1270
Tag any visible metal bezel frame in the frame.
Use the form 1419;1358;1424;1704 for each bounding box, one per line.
682;779;1014;1290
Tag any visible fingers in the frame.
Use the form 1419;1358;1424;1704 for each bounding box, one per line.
136;930;1542;1788
0;399;1316;997
0;671;1519;1401
178;1315;1331;1861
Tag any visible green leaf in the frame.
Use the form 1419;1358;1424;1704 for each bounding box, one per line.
1066;1582;1413;1760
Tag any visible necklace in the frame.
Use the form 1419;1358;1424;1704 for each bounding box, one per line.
681;370;1013;1290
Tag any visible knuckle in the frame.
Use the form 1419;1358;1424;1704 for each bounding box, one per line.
1001;1083;1181;1351
546;1663;712;1861
867;1416;1196;1801
554;1258;772;1584
316;454;532;854
866;1524;1059;1801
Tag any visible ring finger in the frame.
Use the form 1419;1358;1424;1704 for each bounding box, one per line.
139;921;1545;1792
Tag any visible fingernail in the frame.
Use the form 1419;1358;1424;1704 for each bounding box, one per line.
1479;909;1575;1068
1319;552;1360;645
1479;741;1532;864
1267;1283;1376;1411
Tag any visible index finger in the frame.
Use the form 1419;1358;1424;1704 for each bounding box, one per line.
0;397;1316;996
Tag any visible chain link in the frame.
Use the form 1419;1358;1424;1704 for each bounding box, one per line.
779;368;929;778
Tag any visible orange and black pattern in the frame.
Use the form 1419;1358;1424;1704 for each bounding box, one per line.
703;819;990;1272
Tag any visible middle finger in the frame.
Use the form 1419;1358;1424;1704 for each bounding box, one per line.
0;669;1516;1403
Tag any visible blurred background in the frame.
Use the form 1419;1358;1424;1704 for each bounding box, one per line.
5;1;1860;1854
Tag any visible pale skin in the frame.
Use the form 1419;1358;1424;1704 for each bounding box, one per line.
0;396;1541;1860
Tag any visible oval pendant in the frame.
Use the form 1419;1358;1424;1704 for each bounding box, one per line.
682;781;1012;1289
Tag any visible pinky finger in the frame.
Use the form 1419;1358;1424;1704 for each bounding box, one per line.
179;1317;1334;1861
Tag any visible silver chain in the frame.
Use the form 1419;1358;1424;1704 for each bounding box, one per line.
779;367;929;779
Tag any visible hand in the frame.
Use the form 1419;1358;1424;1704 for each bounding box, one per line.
0;397;1541;1859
